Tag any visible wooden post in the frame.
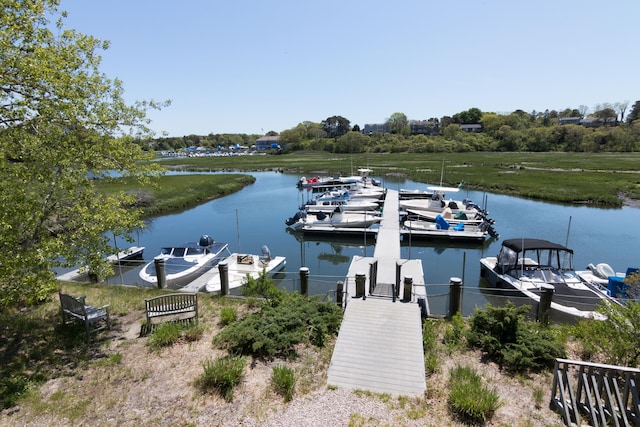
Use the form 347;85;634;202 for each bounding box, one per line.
448;277;462;318
219;262;229;296
403;276;413;302
300;267;309;297
537;284;554;323
154;257;166;289
336;281;344;308
355;272;366;298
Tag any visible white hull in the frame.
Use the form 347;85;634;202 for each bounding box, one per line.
204;254;287;293
402;220;488;241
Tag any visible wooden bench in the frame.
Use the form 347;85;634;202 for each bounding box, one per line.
144;293;198;327
59;292;111;341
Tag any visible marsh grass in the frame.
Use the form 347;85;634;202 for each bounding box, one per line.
159;151;640;207
448;365;501;424
220;306;237;325
195;356;246;401
146;322;203;350
271;365;296;402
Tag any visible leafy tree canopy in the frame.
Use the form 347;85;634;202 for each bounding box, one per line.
386;112;410;136
0;0;167;307
321;115;350;138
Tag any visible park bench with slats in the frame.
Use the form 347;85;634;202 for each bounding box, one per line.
144;293;198;326
59;292;111;341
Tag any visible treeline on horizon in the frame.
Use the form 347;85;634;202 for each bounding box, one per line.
146;100;640;154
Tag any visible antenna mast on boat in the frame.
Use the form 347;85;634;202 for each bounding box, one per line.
565;216;572;247
236;209;241;253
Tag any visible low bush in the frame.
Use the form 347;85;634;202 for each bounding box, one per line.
466;302;566;372
195;356;246;401
448;365;500;424
271;365;296;402
214;293;342;358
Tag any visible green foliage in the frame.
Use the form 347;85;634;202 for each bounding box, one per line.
466;302;566;372
214;293;342;358
448;365;501;424
220;306;238;325
0;1;167;308
241;269;284;306
572;301;640;367
0;375;29;409
271;365;296;402
195;356;245;401
422;320;441;374
443;312;467;351
146;322;202;350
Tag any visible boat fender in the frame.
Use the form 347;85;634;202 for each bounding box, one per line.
595;263;615;280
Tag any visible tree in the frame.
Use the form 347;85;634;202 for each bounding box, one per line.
458;107;483;124
385;112;410;136
0;1;166;307
626;100;640;124
321;116;350;139
615;101;629;122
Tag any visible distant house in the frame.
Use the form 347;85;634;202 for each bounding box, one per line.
409;120;429;135
255;135;281;150
559;117;582;125
362;123;387;135
580;117;617;127
460;124;482;133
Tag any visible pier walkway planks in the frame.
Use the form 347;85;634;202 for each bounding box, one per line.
328;189;426;397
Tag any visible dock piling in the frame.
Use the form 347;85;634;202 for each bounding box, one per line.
448;277;462;318
219;262;229;295
300;267;309;297
154;257;166;289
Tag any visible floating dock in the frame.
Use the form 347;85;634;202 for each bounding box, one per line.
328;189;427;397
56;246;144;282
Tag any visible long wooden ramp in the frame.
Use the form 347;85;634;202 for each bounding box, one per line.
328;189;426;396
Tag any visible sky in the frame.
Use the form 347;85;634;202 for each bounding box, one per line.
59;0;640;137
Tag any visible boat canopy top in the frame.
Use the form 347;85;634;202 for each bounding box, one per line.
496;238;574;275
501;238;573;254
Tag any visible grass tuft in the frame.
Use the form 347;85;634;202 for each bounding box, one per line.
448;365;501;424
195;356;245;401
271;364;296;402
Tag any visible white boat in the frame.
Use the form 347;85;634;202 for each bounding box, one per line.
399;186;483;215
404;207;491;226
479;238;608;319
402;217;493;242
304;198;380;214
205;246;286;293
139;235;229;288
285;206;382;230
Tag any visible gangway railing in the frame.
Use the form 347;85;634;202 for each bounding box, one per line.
551;358;640;426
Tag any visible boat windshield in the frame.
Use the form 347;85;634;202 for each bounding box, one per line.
172;247;186;257
186;247;205;256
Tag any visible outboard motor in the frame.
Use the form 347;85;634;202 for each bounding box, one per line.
285;210;306;226
260;245;272;263
199;235;214;246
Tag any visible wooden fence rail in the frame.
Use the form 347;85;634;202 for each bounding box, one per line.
551;358;640;426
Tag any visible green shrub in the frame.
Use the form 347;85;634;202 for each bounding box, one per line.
443;312;467;351
422;320;440;375
147;322;202;350
572;300;640;367
214;293;342;358
466;302;565;372
195;356;245;401
147;322;183;349
220;306;237;325
448;365;501;424
271;365;296;402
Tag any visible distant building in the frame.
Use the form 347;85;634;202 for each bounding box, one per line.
362;123;387;135
460;124;482;133
409;120;429;135
559;117;582;125
580;117;617;127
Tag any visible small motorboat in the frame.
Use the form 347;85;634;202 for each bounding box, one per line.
139;235;229;288
402;216;494;242
480;238;607;319
285;206;381;230
576;263;639;303
204;245;287;293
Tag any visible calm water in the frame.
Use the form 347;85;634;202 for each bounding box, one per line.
106;171;640;316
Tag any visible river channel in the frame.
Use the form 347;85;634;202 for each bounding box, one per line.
105;171;640;317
